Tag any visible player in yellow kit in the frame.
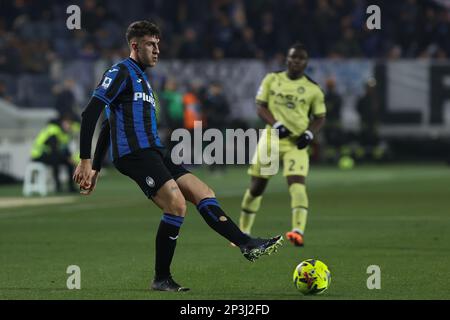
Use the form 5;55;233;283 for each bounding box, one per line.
239;43;326;247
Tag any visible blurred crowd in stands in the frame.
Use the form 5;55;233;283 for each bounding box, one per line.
0;0;448;165
1;0;449;70
1;0;449;105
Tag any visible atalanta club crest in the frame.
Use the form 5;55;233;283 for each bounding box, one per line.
146;176;155;188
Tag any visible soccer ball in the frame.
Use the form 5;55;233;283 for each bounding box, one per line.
293;259;331;295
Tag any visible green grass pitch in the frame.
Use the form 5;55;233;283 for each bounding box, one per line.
1;164;449;299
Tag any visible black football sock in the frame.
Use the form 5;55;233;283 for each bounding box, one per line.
197;198;251;246
154;213;184;280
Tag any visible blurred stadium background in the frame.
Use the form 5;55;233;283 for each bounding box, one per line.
1;0;450;300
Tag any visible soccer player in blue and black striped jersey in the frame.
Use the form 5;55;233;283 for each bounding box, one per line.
73;20;282;292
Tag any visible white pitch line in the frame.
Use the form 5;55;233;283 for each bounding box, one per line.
0;196;77;209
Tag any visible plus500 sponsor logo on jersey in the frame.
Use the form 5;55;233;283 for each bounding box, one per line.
134;92;155;105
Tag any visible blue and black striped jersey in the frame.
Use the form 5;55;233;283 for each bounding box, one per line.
93;57;162;159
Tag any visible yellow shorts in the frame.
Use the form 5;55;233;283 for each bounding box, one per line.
247;129;309;179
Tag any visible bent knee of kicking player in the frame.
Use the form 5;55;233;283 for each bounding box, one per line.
153;180;187;216
176;174;216;205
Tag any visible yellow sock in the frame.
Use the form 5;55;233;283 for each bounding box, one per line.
239;212;256;235
289;183;309;235
240;189;263;234
292;207;308;235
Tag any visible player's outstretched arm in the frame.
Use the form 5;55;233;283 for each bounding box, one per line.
75;64;128;187
256;101;292;138
256;101;276;126
73;96;105;187
308;114;326;135
92;120;111;173
80;120;111;195
74;159;92;187
80;170;99;195
296;114;326;149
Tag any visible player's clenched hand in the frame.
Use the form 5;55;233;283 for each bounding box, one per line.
273;121;291;139
80;170;99;195
73;159;92;188
296;130;314;149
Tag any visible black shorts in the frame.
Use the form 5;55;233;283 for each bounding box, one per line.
114;148;190;198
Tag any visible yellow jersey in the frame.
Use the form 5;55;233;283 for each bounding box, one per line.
256;71;326;136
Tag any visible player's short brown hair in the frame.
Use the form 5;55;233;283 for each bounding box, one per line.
126;20;160;44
